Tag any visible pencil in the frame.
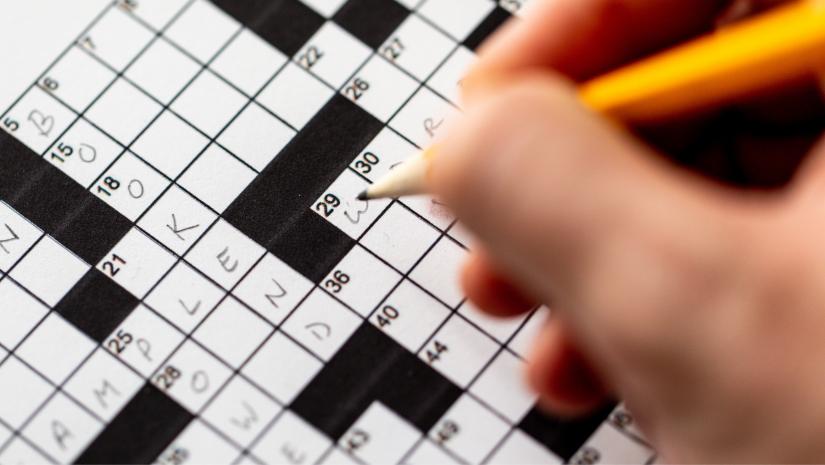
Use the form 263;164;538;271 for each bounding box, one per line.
359;0;825;201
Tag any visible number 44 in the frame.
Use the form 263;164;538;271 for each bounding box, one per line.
425;340;448;363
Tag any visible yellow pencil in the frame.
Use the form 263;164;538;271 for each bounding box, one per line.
359;0;825;201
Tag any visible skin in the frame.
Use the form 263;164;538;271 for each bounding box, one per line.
429;0;825;462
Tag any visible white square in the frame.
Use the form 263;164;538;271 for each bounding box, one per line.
93;151;170;221
610;404;649;443
0;422;9;449
10;236;89;307
471;351;536;422
296;22;371;88
233;454;260;465
86;78;162;145
153;339;232;413
63;348;144;422
459;300;526;344
418;0;495;41
487;430;562;465
410;237;466;308
96;227;176;298
130;0;190;30
146;261;224;333
17;313;96;384
0;201;43;273
282;289;361;361
243;332;322;405
234;253;314;326
45;46;116;112
218;103;295;171
194;297;272;368
258;62;334;129
252;410;331;465
342;55;418;123
380;15;454;81
0;279;49;349
132;110;209;179
126;38;201;104
578;423;654;464
46;118;121;188
339;402;419;464
312;169;390;239
429;394;510;464
172;70;247;137
390;86;458;148
0;357;53;428
178;144;256;213
22;392;103;463
138;184;218;256
3;86;75;155
370;280;450;353
201;375;282;447
323;246;401;317
105;304;184;377
405;439;463;465
165;0;240;63
362;203;440;272
321;448;361;465
428;46;475;107
419;314;498;388
157;419;240;465
349;127;418;184
509;306;549;358
401;195;455;230
185;219;265;290
0;438;53;464
300;0;348;16
81;7;154;71
212;29;288;96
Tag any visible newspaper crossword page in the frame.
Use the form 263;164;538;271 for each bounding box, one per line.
0;1;655;463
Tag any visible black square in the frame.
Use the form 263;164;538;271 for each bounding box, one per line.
333;0;410;49
77;383;193;464
0;130;43;202
464;6;512;51
518;404;615;461
224;95;382;255
291;323;461;439
214;0;326;56
54;269;139;342
4;157;88;236
267;210;355;283
54;195;132;264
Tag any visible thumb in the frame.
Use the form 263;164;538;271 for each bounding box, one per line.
430;73;744;369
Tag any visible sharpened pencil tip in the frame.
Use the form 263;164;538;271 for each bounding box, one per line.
356;189;369;201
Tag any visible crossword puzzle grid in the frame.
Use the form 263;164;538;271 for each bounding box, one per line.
0;0;654;464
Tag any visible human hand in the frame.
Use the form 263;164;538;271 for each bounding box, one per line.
430;0;825;462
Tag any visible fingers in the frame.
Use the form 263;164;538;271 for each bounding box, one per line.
467;0;727;89
430;74;743;359
461;251;537;318
527;319;610;416
460;251;611;416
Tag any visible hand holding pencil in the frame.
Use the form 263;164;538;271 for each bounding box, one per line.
380;0;825;461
